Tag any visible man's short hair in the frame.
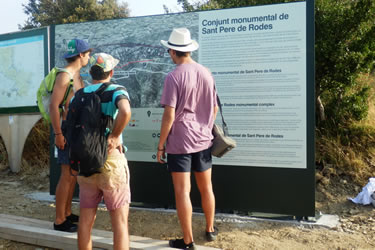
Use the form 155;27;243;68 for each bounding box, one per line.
90;65;111;80
65;55;79;63
64;50;91;63
175;50;189;58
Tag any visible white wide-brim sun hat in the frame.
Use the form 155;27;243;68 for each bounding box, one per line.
161;28;199;52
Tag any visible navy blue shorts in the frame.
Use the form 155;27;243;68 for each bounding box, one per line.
57;143;70;165
167;147;212;173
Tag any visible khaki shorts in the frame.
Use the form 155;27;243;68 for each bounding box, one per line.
78;153;131;211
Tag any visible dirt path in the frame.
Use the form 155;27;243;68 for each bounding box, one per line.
0;163;374;249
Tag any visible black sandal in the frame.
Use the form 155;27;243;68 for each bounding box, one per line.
53;219;78;232
66;213;79;223
169;238;196;249
205;226;219;241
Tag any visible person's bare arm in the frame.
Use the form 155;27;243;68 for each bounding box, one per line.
107;99;131;154
213;105;219;121
49;72;71;149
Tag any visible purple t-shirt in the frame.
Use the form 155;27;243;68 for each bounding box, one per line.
161;62;217;154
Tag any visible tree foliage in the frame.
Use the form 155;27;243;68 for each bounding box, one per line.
315;0;375;129
21;0;129;30
177;0;299;12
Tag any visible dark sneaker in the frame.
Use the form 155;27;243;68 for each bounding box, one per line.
205;226;219;241
169;238;196;249
53;219;78;232
66;213;79;223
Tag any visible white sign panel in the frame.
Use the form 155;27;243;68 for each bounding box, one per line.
199;3;307;168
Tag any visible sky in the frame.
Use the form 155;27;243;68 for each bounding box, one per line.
0;0;182;35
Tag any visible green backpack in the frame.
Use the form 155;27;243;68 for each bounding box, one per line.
36;67;73;123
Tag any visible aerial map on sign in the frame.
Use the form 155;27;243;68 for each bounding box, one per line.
0;36;45;108
54;13;199;108
54;13;199;162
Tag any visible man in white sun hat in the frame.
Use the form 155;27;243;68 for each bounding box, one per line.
157;28;219;249
76;53;132;250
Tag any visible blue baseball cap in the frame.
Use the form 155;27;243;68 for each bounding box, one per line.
63;39;92;59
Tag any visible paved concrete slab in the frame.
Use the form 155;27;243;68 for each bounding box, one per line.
0;214;219;250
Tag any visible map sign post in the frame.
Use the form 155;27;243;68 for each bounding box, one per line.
0;28;49;172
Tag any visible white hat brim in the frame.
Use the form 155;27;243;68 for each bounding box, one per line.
102;57;120;72
160;39;199;52
110;58;120;71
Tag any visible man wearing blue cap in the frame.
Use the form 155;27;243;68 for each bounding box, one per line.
50;38;92;232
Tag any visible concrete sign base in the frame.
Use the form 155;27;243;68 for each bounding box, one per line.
0;114;41;172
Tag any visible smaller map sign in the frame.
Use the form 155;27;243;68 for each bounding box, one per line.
0;33;45;109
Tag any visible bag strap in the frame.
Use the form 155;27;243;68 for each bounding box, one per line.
61;81;73;107
55;67;74;111
95;82;111;97
94;83;112;132
56;67;73;80
214;85;229;136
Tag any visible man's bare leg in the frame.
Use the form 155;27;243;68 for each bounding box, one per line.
65;169;77;217
78;207;97;250
110;204;130;250
171;172;193;244
194;168;215;232
55;164;76;224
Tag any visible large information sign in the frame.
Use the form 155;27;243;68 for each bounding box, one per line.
54;3;307;169
52;0;315;216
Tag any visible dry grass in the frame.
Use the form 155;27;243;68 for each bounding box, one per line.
0;136;8;167
358;73;375;127
22;118;50;169
316;135;375;185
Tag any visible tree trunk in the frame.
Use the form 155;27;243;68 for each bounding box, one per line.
316;95;325;122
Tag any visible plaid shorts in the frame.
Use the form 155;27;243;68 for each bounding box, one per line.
78;153;131;211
